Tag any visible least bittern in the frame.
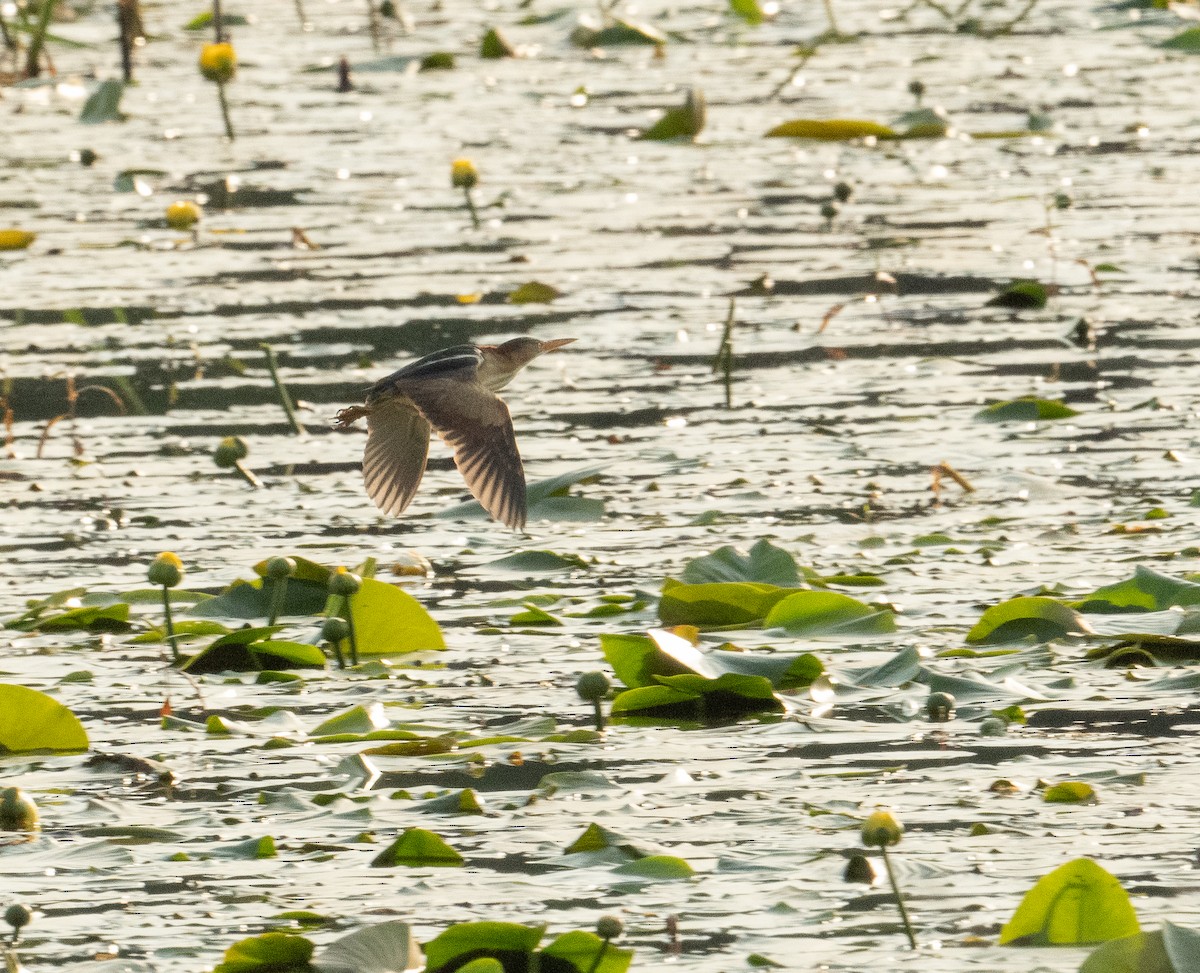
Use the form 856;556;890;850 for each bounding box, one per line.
334;337;575;530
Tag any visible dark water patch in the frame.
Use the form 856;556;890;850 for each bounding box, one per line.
0;306;161;326
737;273;1001;298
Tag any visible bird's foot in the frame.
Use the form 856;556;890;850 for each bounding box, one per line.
333;405;371;429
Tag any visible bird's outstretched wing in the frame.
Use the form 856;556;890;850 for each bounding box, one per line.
402;377;527;530
361;397;433;517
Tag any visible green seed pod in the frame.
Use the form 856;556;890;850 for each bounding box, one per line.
321;617;350;644
147;552;184;588
861;809;903;848
926;691;956;722
908;79;926;100
4;903;32;932
328;568;362;597
596;915;624;940
820;200;840;221
0;787;40;832
214;436;249;469
833;181;853;203
265;556;296;580
843;853;876;884
576;671;611;702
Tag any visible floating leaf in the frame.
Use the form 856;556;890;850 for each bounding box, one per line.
659;580;792;627
184;11;251;29
612;854;695;879
423;923;545;973
1076;566;1200;613
419;51;455;71
681;539;802;587
729;0;765;24
214;933;315;973
1080;922;1200;973
999;858;1139;946
639;89;706;141
764;591;896;636
765;119;897;140
0;685;89;753
311;704;389;737
966;596;1090;644
484;550;589;573
565;822;651;858
0;230;35;251
893;106;950;138
976;397;1079;423
371;828;463;867
1162;27;1200;50
480;27;517;58
508;281;562;304
79;79;126;124
572;17;666;46
542;932;632;973
1044;781;1097;804
350;577;446;654
985;280;1049;310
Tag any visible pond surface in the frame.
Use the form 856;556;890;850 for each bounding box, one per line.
4;0;1200;970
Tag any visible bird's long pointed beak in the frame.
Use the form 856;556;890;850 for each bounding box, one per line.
539;338;577;354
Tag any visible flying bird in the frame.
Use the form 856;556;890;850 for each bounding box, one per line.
334;337;575;530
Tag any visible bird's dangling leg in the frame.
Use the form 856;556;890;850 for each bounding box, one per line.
333;404;371;429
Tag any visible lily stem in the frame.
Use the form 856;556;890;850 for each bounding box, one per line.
880;845;917;948
260;343;306;435
216;79;235;140
161;584;180;663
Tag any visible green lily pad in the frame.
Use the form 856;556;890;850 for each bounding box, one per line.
659;580;792;627
371;827;463;867
80;79;126;124
542;932;632;973
763;591;896;636
0;684;89;753
681;539;802;586
729;0;765;24
967;596;1090;644
639;89;705;141
349;577;445;654
999;858;1139;946
1162;27;1200;50
1076;566;1200;613
985;280;1049;310
976;397;1078;422
1080;922;1200;973
765;119;897;140
508;281;562;304
423;923;545;973
213;932;315;973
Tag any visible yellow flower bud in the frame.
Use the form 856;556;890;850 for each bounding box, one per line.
861;809;903;848
165;201;202;230
148;552;185;588
451;158;479;190
199;42;237;83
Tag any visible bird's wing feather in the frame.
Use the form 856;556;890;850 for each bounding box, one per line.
368;346;482;402
401;377;527;530
362;397;432;517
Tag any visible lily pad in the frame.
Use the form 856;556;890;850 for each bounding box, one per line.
371;828;463;867
0;684;89;753
659;580;792;627
765;119;897;140
763;591;896;636
999;858;1139;946
681;539;802;586
976;397;1079;423
213;933;315;973
967;596;1090;644
639;89;705;141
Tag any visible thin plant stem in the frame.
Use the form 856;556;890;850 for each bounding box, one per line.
294;0;309;27
342;597;360;666
267;576;288;626
592;699;604;731
0;6;19;58
24;0;58;78
366;0;381;51
712;298;735;409
879;845;917;949
768;45;816;100
216;80;236;140
820;0;839;36
212;0;225;42
234;459;262;488
161;585;180;663
116;0;134;82
463;188;479;229
328;635;346;669
260;343;306;435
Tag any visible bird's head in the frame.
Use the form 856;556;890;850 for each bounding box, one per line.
493;336;576;367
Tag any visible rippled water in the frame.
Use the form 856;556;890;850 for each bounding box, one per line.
4;0;1200;969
